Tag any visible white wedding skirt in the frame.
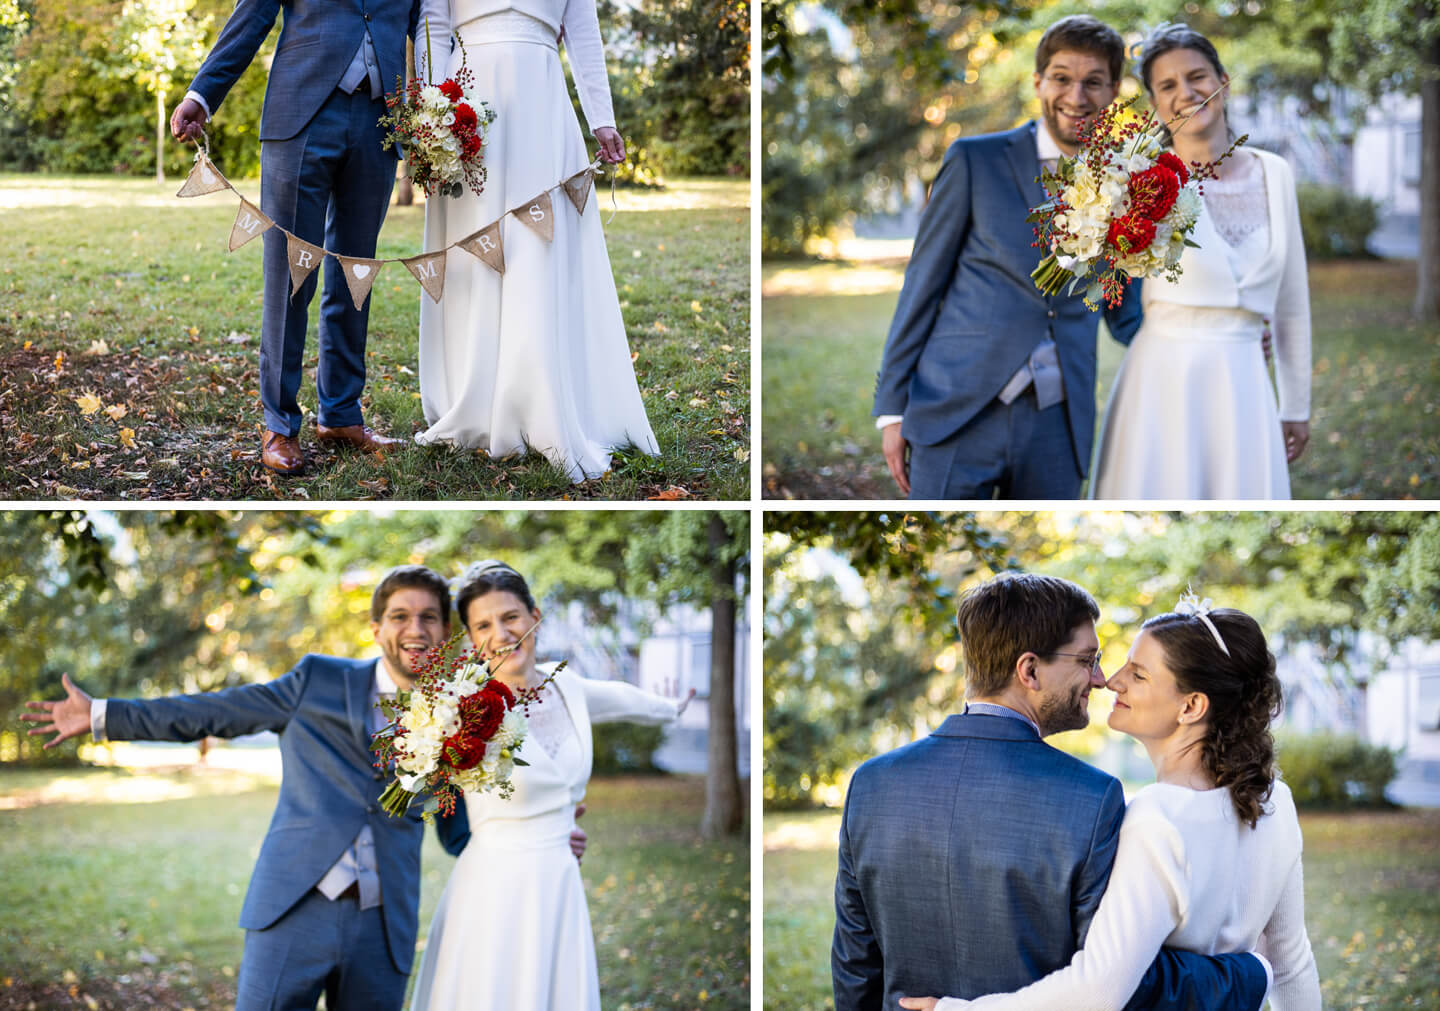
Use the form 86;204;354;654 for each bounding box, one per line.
1091;303;1290;499
415;13;659;482
409;805;600;1010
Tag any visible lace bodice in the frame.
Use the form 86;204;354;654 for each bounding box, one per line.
1203;151;1269;250
521;680;579;760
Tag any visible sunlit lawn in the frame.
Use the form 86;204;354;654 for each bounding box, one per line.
762;806;1440;1010
0;763;749;1010
0;173;750;501
761;256;1439;500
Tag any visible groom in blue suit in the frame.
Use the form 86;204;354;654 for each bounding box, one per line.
833;573;1269;1011
170;0;445;474
874;15;1143;499
28;566;474;1009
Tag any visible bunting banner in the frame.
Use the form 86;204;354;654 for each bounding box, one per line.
174;143;611;304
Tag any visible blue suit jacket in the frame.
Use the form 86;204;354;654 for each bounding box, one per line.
873;123;1143;475
832;713;1267;1011
105;654;469;974
188;0;421;141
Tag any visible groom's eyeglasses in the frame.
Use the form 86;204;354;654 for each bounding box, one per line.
1047;650;1102;673
1040;73;1112;96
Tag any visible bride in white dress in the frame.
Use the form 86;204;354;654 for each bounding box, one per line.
1092;24;1312;500
409;560;691;1010
412;0;660;483
900;602;1322;1011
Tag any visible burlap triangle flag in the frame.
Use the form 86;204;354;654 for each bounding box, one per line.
514;191;555;242
176;154;230;198
286;234;326;297
562;169;594;216
403;251;447;303
338;256;385;311
228;198;274;251
458;222;505;274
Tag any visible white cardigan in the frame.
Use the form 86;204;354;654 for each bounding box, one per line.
938;780;1322;1011
1142;147;1313;421
416;0;615;131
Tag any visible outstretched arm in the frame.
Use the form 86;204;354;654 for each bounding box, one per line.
580;676;692;725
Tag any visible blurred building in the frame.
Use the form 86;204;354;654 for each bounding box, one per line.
536;598;752;778
1278;636;1440;807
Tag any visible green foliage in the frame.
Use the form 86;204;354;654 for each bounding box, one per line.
1297;184;1380;260
1277;731;1399;809
592;721;667;773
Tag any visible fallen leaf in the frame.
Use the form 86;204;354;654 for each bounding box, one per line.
118;428;137;449
75;391;103;415
104;404;128;421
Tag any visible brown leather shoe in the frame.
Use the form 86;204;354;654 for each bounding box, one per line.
261;430;304;474
315;423;406;454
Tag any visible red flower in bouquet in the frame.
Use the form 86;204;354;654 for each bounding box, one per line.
443;731;488;770
1157;151;1190;186
439;78;464;101
453;103;478;132
1107;214;1157;257
460;678;515;741
1127;165;1181;222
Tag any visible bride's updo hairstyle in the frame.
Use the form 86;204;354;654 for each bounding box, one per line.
454;559;538;627
1140;608;1282;828
1136;23;1231;145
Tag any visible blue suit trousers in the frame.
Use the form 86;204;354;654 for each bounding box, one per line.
259;85;397;437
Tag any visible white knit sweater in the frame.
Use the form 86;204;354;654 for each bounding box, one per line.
938;779;1322;1011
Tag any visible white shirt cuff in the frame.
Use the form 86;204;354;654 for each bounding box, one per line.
1254;950;1274;1007
91;698;108;743
185;90;211;120
875;414;903;430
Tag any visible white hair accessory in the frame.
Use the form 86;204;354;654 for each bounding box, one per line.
1174;587;1230;656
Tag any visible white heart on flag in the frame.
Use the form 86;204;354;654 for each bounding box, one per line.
353;264;371;278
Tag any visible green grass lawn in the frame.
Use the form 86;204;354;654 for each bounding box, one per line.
761;806;1440;1010
0;173;749;501
0;765;749;1010
761;257;1439;500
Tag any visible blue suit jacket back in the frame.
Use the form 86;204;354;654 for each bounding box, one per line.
832;713;1268;1011
105;654;469;974
188;0;421;141
872;123;1143;475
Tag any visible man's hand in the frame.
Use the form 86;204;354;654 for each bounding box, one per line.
1282;420;1309;463
570;802;588;862
170;97;207;143
882;422;910;496
594;126;625;164
20;674;94;749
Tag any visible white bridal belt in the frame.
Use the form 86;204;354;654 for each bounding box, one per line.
1140;303;1267;343
455;10;560;50
468;808;577;850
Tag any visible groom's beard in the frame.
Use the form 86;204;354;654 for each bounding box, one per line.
1037;682;1091;735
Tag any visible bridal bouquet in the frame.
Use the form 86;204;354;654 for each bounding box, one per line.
378;30;497;199
372;636;563;819
1028;91;1242;310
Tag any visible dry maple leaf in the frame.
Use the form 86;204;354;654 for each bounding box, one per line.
74;391;103;415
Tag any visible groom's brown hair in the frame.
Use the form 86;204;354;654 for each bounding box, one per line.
955;572;1099;697
370;564;452;623
1035;14;1126;84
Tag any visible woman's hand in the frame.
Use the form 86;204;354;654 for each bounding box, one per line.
1282;420;1309;462
595;127;626;164
675;687;697;717
897;998;940;1010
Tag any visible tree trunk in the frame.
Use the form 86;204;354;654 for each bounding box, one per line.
700;514;743;839
155;88;166;184
1416;34;1440;321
